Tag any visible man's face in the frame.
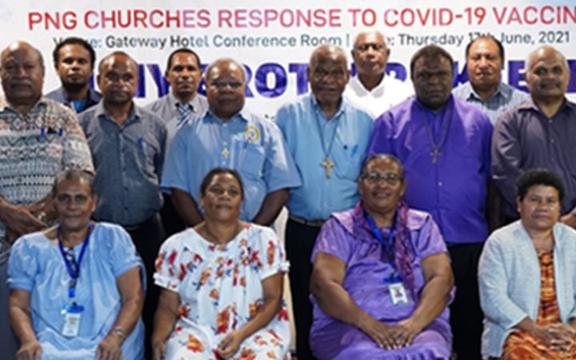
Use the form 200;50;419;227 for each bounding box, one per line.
206;61;245;120
466;38;503;94
97;55;138;105
56;44;93;92
412;55;453;111
0;44;44;106
308;49;349;106
352;32;388;79
166;52;201;101
526;48;570;104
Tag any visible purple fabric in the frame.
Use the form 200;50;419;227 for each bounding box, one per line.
368;95;493;245
310;204;451;359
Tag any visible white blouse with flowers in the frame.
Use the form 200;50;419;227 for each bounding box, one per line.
154;223;291;360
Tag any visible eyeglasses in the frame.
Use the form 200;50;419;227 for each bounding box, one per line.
361;172;403;185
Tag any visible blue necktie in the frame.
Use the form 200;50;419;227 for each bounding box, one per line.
176;103;193;128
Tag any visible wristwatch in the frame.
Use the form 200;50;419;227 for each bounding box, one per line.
112;327;125;341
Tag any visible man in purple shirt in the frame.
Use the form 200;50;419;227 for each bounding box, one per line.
368;44;493;360
492;46;576;227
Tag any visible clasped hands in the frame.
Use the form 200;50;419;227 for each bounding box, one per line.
361;317;421;350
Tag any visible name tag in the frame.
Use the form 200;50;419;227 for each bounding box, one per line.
62;303;84;337
389;282;409;305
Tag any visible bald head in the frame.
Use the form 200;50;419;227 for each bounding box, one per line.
308;45;349;110
205;58;246;121
0;41;45;110
525;46;570;104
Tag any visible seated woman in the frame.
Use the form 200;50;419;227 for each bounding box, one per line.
152;168;290;360
310;154;454;359
8;169;145;359
479;169;576;359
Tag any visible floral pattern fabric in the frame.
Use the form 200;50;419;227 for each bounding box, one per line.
154;224;291;360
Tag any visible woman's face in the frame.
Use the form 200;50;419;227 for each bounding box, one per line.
201;173;243;222
359;157;405;216
517;185;561;232
53;178;97;232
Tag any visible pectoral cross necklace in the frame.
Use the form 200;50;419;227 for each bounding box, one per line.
424;109;451;164
315;109;340;178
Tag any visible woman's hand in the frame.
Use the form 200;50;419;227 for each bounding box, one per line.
216;330;244;359
546;323;576;352
96;334;122;360
358;316;398;350
151;338;166;360
15;340;42;360
391;319;421;348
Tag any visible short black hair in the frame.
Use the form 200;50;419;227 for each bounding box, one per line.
516;169;565;202
52;169;96;196
200;167;244;199
98;51;137;74
410;44;454;77
52;37;96;69
359;153;405;180
166;48;201;73
465;35;505;62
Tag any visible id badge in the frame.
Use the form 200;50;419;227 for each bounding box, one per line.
389;282;409;305
62;303;84;337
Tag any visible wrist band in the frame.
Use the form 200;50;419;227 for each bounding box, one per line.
112;327;125;340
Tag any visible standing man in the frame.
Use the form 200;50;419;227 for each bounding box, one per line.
146;48;208;235
46;37;102;113
79;51;166;357
345;31;413;119
493;46;576;226
453;35;528;124
276;45;373;359
145;48;208;141
162;58;300;228
368;45;493;360
0;41;93;356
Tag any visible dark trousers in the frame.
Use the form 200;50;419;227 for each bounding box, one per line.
285;218;320;360
160;194;185;238
125;214;165;360
448;242;484;360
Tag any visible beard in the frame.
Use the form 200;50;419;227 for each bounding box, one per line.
61;79;88;94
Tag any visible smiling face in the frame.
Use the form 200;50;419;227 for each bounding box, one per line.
200;172;243;223
359;156;405;218
526;46;570;104
517;185;561;233
53;177;97;233
308;46;350;109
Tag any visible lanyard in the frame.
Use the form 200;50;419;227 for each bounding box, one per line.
364;212;402;283
58;222;92;299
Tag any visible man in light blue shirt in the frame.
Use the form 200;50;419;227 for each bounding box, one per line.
275;44;373;360
453;35;528;124
162;58;300;227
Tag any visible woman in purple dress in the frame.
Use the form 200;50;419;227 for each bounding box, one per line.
310;154;454;359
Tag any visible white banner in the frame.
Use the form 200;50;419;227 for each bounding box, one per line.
3;0;575;115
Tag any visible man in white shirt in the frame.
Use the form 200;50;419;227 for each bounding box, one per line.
345;31;413;119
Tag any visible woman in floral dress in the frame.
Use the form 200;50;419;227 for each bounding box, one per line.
152;168;291;360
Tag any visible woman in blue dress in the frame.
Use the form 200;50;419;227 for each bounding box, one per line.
8;169;145;359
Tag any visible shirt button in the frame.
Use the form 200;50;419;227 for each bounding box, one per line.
438;181;443;187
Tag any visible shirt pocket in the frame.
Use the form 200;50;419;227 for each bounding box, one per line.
332;140;363;180
240;144;265;179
